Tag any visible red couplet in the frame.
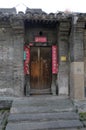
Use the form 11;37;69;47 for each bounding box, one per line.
52;45;58;74
24;45;30;75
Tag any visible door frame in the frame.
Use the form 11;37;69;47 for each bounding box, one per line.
24;43;58;96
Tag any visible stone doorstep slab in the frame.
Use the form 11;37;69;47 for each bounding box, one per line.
10;106;74;114
8;112;79;122
6;120;83;130
12;103;74;111
11;95;71;101
11;95;68;101
12;101;73;107
12;98;73;106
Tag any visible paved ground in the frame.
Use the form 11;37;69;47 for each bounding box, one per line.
5;95;85;130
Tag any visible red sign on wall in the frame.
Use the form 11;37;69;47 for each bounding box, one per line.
35;36;47;42
52;45;58;74
24;45;30;75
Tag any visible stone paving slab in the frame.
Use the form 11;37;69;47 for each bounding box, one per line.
6;120;83;130
8;112;79;122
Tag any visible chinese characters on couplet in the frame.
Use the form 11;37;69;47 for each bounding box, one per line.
52;45;58;74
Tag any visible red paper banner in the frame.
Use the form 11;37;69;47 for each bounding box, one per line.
35;36;47;42
24;45;30;75
52;45;58;74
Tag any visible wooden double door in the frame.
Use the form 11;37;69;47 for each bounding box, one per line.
30;47;52;94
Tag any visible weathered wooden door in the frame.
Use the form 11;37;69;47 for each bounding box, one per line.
30;47;52;94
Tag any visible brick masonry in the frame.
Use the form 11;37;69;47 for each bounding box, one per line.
84;29;86;97
0;14;24;97
70;17;85;100
57;21;70;95
0;9;85;100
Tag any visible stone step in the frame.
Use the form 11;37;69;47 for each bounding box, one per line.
6;120;83;130
8;112;79;122
10;105;74;114
6;96;84;130
11;97;75;114
12;96;73;107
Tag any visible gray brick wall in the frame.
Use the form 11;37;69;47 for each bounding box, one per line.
25;25;57;43
70;19;85;99
57;21;70;95
13;34;24;96
0;27;14;96
0;18;24;97
84;29;86;96
70;21;84;62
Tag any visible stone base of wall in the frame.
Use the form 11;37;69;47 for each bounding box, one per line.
70;62;85;100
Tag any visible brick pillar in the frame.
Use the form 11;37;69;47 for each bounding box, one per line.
13;35;24;96
84;30;86;97
0;17;16;96
11;13;24;96
70;16;85;100
57;21;70;95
